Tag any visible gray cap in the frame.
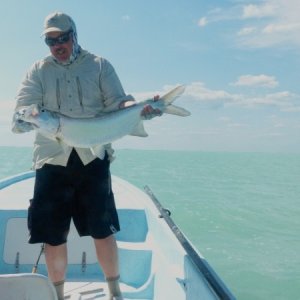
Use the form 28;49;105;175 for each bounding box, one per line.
42;12;74;35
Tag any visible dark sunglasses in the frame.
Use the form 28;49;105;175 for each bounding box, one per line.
45;31;73;47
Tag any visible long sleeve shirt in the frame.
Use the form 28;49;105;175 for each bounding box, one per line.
13;49;134;169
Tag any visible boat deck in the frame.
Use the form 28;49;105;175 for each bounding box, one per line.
0;172;235;300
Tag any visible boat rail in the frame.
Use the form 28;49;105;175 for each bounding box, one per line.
144;185;236;300
0;171;35;190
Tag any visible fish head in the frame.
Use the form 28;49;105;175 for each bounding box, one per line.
19;104;40;126
21;104;60;137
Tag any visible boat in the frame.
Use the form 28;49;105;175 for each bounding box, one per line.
0;171;236;300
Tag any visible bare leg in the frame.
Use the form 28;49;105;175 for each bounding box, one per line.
94;235;119;277
44;243;67;300
94;235;122;299
44;243;68;282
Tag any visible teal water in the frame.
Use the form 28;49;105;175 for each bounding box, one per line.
0;147;299;300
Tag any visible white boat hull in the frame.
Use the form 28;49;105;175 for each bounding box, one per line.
0;172;235;300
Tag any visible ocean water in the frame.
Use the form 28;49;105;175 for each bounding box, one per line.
0;146;299;300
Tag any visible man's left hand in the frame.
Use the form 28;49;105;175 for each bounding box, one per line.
141;95;162;120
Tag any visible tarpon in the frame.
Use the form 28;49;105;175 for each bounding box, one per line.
18;85;190;158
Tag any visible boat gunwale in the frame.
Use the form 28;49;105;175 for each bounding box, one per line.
0;171;35;190
144;185;236;300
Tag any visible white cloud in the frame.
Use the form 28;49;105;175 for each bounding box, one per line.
200;0;300;48
186;82;235;101
233;91;300;113
250;91;292;105
242;3;277;19
183;81;300;113
262;22;300;34
198;17;208;27
233;74;278;88
240;0;300;47
237;27;257;36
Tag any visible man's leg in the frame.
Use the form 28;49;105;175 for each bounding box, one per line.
94;235;122;299
44;243;67;300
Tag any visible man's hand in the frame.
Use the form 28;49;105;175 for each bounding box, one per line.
141;95;162;120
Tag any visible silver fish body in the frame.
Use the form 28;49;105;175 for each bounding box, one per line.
59;104;146;147
20;85;190;155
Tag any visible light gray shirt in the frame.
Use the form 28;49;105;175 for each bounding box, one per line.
13;49;134;169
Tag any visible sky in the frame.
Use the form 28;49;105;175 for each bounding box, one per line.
0;0;299;153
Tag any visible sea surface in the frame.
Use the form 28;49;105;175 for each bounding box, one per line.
0;146;299;300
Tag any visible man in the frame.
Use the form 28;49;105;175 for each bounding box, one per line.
12;11;160;300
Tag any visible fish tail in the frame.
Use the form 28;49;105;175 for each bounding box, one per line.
164;104;190;116
160;85;190;117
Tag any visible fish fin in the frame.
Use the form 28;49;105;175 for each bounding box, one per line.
130;121;148;137
165;104;191;117
91;145;106;159
160;85;186;104
159;85;191;117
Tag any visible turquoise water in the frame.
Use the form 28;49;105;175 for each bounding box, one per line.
0;147;299;300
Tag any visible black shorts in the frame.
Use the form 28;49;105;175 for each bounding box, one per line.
28;149;120;246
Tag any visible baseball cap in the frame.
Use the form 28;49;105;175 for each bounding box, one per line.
42;12;74;35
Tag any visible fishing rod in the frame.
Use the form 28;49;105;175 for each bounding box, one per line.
32;243;45;273
144;186;237;300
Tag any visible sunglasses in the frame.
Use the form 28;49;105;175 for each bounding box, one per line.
45;31;73;47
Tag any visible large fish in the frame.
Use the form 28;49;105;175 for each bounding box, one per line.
18;85;190;157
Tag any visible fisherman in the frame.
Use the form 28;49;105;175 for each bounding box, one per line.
12;12;161;300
